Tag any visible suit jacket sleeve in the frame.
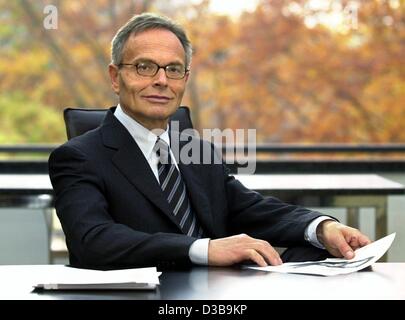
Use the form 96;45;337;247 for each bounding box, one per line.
49;144;196;270
223;164;323;248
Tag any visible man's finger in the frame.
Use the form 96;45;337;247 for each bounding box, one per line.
336;236;354;259
246;249;267;267
349;236;359;248
358;235;371;246
254;241;282;266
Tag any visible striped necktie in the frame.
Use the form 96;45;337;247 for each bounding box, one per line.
154;137;203;238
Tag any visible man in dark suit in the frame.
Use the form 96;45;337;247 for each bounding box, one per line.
49;13;370;270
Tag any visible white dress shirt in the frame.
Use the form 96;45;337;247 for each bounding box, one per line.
114;104;329;265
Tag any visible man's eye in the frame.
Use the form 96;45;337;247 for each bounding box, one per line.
137;63;153;71
167;65;182;73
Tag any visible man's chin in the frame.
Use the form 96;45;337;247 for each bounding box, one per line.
148;104;177;119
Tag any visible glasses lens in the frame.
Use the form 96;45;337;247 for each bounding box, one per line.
136;61;158;76
134;61;186;79
166;65;185;79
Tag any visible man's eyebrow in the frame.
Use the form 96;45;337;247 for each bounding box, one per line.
132;58;185;66
132;58;154;64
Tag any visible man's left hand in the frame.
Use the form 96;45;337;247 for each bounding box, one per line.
316;220;371;259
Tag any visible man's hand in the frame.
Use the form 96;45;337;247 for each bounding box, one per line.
317;220;371;259
208;234;282;267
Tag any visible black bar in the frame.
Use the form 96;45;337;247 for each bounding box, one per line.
228;143;405;153
0;144;59;153
1;143;405;154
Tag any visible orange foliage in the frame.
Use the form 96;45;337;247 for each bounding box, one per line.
0;0;403;143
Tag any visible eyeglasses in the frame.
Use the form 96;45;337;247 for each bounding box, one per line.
118;61;188;80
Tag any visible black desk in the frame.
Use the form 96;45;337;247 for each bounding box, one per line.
0;264;404;300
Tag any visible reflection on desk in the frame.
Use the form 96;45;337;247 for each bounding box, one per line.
0;263;404;300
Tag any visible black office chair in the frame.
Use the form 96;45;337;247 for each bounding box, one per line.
63;106;194;140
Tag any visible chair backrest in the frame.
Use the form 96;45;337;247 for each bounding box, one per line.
63;106;193;140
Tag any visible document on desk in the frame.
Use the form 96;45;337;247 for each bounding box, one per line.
33;265;161;290
246;233;395;276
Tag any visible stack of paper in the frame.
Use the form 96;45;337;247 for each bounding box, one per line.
246;233;396;276
33;265;161;290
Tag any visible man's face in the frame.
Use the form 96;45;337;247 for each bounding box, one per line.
109;28;189;130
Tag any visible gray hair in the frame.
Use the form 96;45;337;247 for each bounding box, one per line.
111;13;192;68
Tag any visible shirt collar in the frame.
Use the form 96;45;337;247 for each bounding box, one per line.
114;104;170;159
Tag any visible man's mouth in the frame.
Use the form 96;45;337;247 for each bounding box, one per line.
143;95;172;103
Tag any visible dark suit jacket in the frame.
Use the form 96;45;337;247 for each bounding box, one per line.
49;108;322;270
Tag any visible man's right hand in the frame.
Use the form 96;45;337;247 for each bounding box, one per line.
208;234;283;267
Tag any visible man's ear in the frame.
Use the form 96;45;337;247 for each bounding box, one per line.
108;64;120;94
184;70;190;83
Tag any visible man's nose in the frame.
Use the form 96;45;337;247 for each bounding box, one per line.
153;67;168;86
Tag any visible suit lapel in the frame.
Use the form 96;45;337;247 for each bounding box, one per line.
100;109;184;232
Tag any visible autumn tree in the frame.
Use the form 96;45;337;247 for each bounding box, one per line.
0;0;403;143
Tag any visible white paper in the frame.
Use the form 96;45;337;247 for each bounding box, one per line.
246;233;396;276
32;265;161;290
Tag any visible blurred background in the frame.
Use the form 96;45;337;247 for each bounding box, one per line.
0;0;404;264
1;0;403;145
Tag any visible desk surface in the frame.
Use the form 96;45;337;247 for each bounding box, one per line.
1;173;404;196
0;263;404;300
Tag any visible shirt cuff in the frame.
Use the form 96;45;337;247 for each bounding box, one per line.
305;216;336;249
189;238;210;265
